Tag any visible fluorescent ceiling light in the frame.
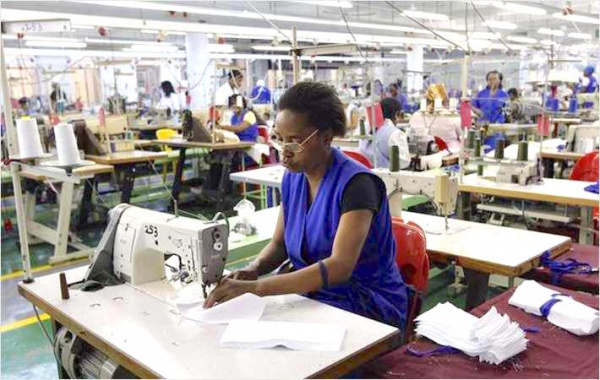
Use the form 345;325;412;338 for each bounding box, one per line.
4;47;186;59
252;45;292;51
553;12;600;25
209;43;234;53
0;7;454;49
85;38;173;46
342;21;429;34
167;31;187;36
481;20;518;30
538;28;564;37
2;35;81;42
568;32;592;39
71;24;95;29
468;31;501;40
141;29;159;34
491;1;547;15
25;40;87;48
540;39;558;46
389;49;409;54
402;10;449;21
506;35;537;44
288;0;353;7
126;44;180;52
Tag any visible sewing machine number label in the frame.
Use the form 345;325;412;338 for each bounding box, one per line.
145;225;158;237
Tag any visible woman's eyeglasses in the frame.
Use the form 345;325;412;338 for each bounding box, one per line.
271;129;319;153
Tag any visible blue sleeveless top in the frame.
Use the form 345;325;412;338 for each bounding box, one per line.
281;148;409;328
231;110;258;142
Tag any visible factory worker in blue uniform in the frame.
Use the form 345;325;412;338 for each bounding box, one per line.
217;94;259;142
205;82;410;329
472;70;509;124
579;65;598;109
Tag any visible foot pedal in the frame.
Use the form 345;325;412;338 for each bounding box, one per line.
446;283;468;298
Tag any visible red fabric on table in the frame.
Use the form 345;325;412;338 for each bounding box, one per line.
522;244;599;294
358;285;599;379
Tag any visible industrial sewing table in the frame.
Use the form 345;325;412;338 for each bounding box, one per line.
152;140;255;211
19;266;400;379
85;150;167;202
459;173;599;244
19;163;114;264
229;164;432;209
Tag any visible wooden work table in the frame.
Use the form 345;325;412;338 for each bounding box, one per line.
459;173;598;207
153;139;255;151
539;150;586;161
86;150;167;165
400;211;571;277
19;267;400;379
19;163;114;181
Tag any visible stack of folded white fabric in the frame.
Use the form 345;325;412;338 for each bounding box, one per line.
415;302;527;365
508;280;599;336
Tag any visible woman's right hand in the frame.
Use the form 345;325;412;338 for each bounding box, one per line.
228;266;259;281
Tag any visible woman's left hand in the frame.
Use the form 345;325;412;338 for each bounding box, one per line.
203;277;259;309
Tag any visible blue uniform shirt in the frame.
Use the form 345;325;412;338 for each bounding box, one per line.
473;88;508;124
281;148;409;328
250;85;272;104
231;110;258;142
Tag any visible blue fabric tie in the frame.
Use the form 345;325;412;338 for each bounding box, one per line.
539;296;562;318
584;182;599;194
540;251;593;285
405;345;461;358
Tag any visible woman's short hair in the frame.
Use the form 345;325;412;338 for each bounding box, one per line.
161;81;175;97
278;82;346;137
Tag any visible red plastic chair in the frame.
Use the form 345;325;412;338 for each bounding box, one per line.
434;136;448;151
570;151;599;182
569;151;599;244
257;125;270;143
342;150;373;169
391;217;429;343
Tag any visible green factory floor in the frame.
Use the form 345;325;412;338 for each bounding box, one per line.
0;200;506;379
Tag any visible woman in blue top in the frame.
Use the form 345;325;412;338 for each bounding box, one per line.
472;70;508;124
205;82;410;329
218;94;259;142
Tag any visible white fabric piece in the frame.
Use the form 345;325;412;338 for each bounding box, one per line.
220;320;346;351
508;280;599;336
183;293;265;324
246;143;270;164
415;302;528;365
215;82;239;107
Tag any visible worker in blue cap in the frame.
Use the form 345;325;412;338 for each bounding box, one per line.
577;65;598;109
581;65;598;93
472;70;509;124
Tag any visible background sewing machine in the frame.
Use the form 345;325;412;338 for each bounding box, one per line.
372;169;458;231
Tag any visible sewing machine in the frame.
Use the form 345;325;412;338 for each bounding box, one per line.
85;204;228;293
373;169;459;229
495;160;541;186
54;204;229;379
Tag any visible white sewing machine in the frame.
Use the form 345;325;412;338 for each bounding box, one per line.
373;169;459;224
495;160;541;186
84;204;228;294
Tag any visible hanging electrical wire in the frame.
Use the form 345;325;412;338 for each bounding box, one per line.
469;0;518;55
243;0;293;45
384;1;467;53
339;3;371;64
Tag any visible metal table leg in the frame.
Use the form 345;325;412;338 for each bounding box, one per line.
76;178;94;229
171;147;187;211
579;206;595;245
119;164;136;204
